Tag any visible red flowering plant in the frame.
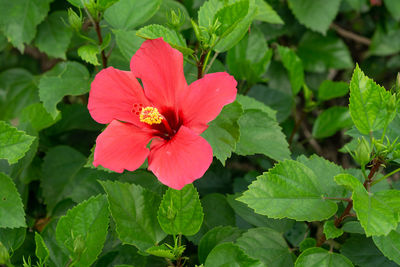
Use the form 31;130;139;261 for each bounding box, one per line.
88;38;237;189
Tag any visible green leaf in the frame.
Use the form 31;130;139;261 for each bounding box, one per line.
39;61;90;118
77;45;100;66
148;0;191;30
236;95;276;119
318;80;349;101
288;0;341;34
100;180;166;251
34;11;72;59
349;64;395;135
227;26;272;85
0;0;52;51
323;221;344;240
254;0;283;24
238;160;338;221
384;0;400;20
0;228;26;251
157;184;203;236
312;106;353;138
187;193;235;245
0;68;39;121
202;102;243;165
370;25;400;56
35;232;49;265
198;226;244;264
104;0;161;30
214;0;249;37
236;227;294;267
145;244;175;260
205;243;260;267
342;221;365;234
0;121;35;165
41;146;86;213
114;30;144;61
84;145;114;173
341;235;398;267
198;0;224;29
299;238;316;252
277;45;304;95
373;225;400;265
136;24;193;55
235;109;291;161
295;247;354;267
298;32;353;73
336;174;400;236
0;172;26;228
56;195;109;267
297;155;347;198
20;103;60;131
226;193;294;233
214;1;257;52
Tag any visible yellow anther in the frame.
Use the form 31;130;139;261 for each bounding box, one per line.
139;107;163;125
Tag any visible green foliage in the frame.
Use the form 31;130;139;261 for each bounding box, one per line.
157;184;203;236
295;247;354;267
205;243;261;266
56;195;109;267
0;172;26;228
318;80;349;101
202;101;242;165
239;159;338;221
373;225;400;265
101;180;166;251
78;45;100;66
323;221;344;240
278;45;304;95
39;61;90;118
34;232;49;266
349;65;396;135
288;0;341;34
312;106;353;138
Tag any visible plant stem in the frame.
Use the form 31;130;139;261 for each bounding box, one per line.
316;158;382;246
204;52;219;74
323;197;352;202
94;20;107;68
197;50;208;79
372;167;400;186
330;23;371;46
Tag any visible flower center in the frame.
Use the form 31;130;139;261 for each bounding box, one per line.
139;107;163;125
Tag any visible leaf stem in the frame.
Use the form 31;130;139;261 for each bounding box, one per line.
204;52;219;74
94;20;107;68
197;50;208;79
372;167;400;186
323;197;352;202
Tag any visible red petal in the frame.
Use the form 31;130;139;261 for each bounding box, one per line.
130;38;187;109
88;67;150;125
180;72;237;134
148;126;213;189
93;120;152;172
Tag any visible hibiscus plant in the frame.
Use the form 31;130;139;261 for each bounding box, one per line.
1;0;400;266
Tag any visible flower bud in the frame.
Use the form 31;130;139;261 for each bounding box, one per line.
168;10;185;30
73;235;86;256
68;8;82;31
354;137;371;166
387;94;397;113
0;242;10;265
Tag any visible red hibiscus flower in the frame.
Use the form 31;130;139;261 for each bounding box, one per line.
88;38;237;189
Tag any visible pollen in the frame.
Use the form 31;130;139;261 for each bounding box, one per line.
139;107;163;125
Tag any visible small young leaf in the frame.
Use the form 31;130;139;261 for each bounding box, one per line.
104;0;161;30
288;0;341;34
136;24;193;55
145;244;175;260
35;232;49;265
157;184;203;236
295;247;354;267
373;225;400;265
0;121;35;165
236;227;294;267
100;180;166;251
78;45;100;66
214;0;249;37
198;226;244;264
254;0;284;24
312;106;353;138
239;160;338;221
277;45;304;95
323;221;344;240
349;65;395;135
56;195;109;267
202;101;243;165
39;62;90;118
205;243;260;267
0;172;26;228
